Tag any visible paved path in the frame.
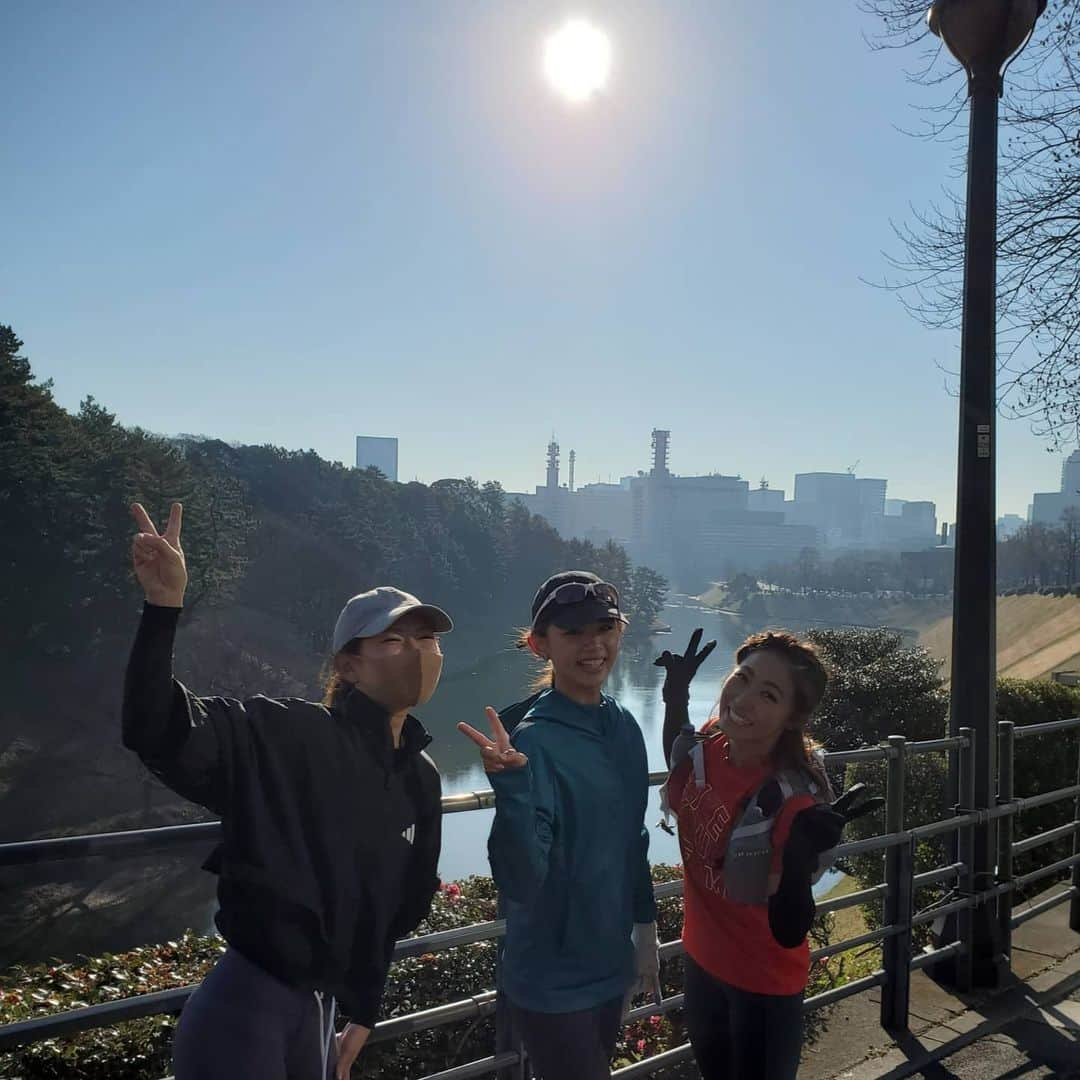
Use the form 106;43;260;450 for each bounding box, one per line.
814;888;1080;1080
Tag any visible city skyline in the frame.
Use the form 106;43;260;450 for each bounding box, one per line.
4;1;1070;524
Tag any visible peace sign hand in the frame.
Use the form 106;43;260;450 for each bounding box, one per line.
130;502;187;608
457;708;528;774
654;628;717;704
785;783;885;875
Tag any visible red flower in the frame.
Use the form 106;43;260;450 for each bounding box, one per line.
636;1039;647;1053
444;882;462;900
649;1014;662;1028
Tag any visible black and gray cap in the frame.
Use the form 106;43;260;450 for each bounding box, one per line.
530;570;626;632
332;586;453;652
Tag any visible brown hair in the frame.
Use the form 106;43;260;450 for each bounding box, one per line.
322;639;364;707
515;627;554;692
734;630;830;792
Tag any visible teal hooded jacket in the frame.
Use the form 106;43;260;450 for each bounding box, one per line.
488;688;657;1012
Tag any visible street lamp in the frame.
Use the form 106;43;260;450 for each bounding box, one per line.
926;0;1046;988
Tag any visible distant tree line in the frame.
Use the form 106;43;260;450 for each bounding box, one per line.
0;322;667;846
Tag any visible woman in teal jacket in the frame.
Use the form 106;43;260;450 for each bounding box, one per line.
459;571;659;1080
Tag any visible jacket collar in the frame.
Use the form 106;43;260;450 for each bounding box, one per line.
529;687;612;734
339;688;433;766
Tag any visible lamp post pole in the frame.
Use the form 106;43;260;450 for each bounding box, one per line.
948;52;1001;985
926;0;1046;987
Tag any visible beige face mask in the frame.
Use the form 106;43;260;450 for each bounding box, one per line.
414;650;443;706
366;649;443;711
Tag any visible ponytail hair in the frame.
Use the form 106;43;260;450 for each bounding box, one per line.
515;627;554;693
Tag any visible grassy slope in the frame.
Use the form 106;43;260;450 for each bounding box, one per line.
920;594;1080;682
701;586;1080;684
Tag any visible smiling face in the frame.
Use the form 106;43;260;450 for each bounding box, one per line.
716;648;801;765
530;618;623;705
335;611;444;712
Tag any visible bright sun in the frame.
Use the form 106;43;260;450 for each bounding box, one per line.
543;19;612;105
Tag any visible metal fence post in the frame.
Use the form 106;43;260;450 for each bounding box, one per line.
956;727;976;992
1071;727;1080;933
881;735;912;1032
996;720;1015;970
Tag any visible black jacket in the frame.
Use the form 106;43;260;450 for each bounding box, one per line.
122;603;442;1027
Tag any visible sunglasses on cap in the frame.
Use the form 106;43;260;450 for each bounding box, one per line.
533;581;621;623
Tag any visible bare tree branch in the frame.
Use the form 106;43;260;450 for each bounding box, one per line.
861;1;1080;446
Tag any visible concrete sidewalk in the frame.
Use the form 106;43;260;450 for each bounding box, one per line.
800;888;1080;1080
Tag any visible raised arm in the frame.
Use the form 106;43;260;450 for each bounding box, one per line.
654;629;717;765
122;502;229;811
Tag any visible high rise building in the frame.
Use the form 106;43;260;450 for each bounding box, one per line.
355;436;399;481
1031;450;1080;525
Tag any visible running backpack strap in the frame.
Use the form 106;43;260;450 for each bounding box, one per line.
774;768;838;884
726;770;834;904
657;724;698;830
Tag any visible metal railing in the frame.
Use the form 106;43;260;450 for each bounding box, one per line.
2;719;1080;1078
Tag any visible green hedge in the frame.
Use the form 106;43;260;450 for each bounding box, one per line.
1;864;853;1079
843;676;1080;945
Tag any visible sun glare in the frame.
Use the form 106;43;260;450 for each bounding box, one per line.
543;19;612;105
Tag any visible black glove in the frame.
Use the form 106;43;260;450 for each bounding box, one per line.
783;783;885;878
654;628;717;705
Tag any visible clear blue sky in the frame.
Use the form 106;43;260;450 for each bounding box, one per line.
2;1;1067;519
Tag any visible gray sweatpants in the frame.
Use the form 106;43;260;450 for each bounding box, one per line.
172;947;337;1080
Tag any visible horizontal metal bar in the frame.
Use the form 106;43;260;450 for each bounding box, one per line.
657;938;685;963
825;747;889;766
834;831;909;858
653;879;684;901
0;822;222;867
0;986;194;1052
393;920;506;960
911;812;981;842
1014;851;1080;890
804;970;886;1012
1014;785;1080;813
914;862;965;889
910;894;979;927
1011;887;1080;929
908;882;1011;928
1013;717;1080;738
418;1051;522;1080
811;925;900;961
1012;821;1080;856
905;736;968;755
368;991;498;1045
624;991;684;1025
611;1042;696;1078
816;882;888;915
910;941;964;972
812;864;963;921
440;791;497;814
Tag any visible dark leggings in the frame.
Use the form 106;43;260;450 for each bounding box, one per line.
683;955;804;1080
510;995;624;1080
172;947;337;1080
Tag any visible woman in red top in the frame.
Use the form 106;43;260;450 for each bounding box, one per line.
655;630;880;1080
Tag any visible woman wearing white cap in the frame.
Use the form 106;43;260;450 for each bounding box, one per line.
122;502;451;1080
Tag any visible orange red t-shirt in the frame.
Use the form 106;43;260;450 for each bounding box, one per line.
668;728;815;996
